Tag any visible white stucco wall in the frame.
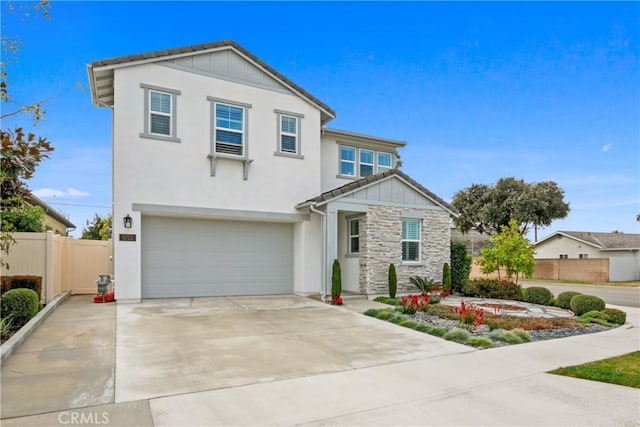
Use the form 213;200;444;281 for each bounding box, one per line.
535;235;604;259
111;63;324;300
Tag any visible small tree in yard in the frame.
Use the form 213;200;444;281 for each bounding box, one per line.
450;242;472;293
477;220;535;284
388;263;397;298
331;259;342;304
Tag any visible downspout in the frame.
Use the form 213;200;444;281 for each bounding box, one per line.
309;203;327;302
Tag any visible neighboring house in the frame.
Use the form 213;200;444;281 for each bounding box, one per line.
87;40;457;302
28;194;76;235
535;231;640;281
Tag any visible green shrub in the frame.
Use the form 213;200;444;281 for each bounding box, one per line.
415;323;431;333
570;294;605;316
523;286;554;306
555;291;582;310
374;296;397;305
0;288;40;329
0;275;43;299
364;308;381;317
462;279;523;300
388;263;397;299
409;276;439;294
399;319;420;329
466;336;494;349
602;308;626;325
451;242;472;293
443;328;471;344
429;294;441;304
331;259;342;299
427;326;448;337
377;310;395;320
488;328;528;344
442;263;452;294
577;310;612;327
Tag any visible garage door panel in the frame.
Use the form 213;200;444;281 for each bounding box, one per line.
141;216;293;298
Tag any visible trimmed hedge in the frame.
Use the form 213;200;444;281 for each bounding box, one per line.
1;288;40;329
1;275;43;300
556;291;582;309
570;294;606;316
602;308;626;325
523;286;554;306
462;279;523;300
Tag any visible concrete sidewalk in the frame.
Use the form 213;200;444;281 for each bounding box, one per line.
1;298;638;426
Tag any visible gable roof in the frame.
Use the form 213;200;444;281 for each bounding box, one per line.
296;169;458;216
87;39;336;123
536;231;640;250
27;194;76;229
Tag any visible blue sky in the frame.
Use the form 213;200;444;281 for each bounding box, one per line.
3;1;639;239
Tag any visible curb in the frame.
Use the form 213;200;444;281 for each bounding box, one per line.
1;290;71;363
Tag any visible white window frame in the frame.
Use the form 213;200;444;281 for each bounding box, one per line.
377;152;392;172
578;253;589;259
140;83;181;143
340;146;357;177
359;149;375;177
214;101;245;157
402;219;421;263
348;218;360;254
559;254;568;259
280;114;298;154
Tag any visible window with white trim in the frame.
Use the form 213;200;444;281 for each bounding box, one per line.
149;91;172;136
360;149;374;177
280;115;298;154
140;84;180;142
377;152;392;172
348;218;360;254
559;254;568;259
578;253;589;259
340;146;356;176
402;219;421;262
215;103;245;156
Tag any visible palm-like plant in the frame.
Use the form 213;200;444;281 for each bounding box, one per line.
409;276;440;294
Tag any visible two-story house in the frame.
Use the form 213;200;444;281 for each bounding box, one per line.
87;40;457;302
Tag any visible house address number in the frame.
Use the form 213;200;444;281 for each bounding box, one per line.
119;234;137;242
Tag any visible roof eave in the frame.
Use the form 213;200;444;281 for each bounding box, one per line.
322;127;407;147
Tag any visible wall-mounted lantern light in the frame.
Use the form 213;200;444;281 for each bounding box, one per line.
123;214;133;229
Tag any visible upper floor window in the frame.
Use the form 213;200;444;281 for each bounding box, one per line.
377;152;392;172
348;218;360;254
140;83;181;142
280;115;298;154
339;145;394;178
360;149;374;177
215;103;245;156
340;146;356;176
402;219;421;262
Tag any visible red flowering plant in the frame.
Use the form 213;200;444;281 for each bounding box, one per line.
455;300;484;327
331;296;343;305
397;294;430;314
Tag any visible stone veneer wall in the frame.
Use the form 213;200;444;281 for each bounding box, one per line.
359;205;451;295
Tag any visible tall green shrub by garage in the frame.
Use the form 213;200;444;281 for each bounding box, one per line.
331;259;342;299
388;263;397;298
450;242;472;293
1;288;40;329
442;263;452;294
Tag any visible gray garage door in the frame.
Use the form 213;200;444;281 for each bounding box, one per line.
141;216;293;298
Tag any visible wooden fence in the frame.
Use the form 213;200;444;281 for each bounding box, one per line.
2;232;113;303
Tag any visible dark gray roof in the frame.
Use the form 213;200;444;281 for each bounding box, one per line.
89;39;336;119
538;231;640;250
27;194;76;229
297;169;458;215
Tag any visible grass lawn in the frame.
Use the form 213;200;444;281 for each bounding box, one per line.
550;352;640;388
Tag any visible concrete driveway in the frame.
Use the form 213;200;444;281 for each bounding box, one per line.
115;295;471;402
